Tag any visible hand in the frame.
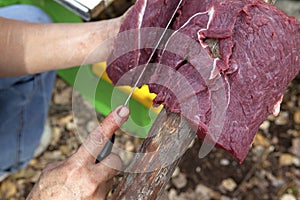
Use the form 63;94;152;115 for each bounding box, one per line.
27;106;130;200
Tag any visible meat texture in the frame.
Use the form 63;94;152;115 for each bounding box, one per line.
106;0;300;162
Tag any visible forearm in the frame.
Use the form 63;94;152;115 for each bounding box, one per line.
0;16;122;77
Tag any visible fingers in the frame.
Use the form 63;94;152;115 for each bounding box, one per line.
94;153;123;180
76;106;130;164
93;154;122;198
96;179;114;199
42;161;64;172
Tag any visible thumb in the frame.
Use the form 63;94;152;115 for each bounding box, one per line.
76;106;130;164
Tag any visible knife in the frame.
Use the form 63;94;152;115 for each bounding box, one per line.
124;0;183;106
97;0;183;162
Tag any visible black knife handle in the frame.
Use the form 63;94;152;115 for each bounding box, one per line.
96;134;115;163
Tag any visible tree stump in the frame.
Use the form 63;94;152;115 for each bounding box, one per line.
112;109;195;199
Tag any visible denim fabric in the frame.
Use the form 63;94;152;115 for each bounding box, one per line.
0;4;52;23
0;5;56;174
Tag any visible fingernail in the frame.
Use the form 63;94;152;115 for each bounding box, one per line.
117;106;129;118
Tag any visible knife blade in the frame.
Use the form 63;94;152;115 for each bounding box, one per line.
96;1;182;163
124;0;183;106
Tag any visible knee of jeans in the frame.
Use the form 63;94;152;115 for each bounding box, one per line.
0;72;55;173
7;74;41;105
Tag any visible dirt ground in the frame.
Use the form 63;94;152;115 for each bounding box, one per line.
1;0;300;199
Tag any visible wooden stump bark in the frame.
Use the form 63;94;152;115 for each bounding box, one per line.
112;109;195;199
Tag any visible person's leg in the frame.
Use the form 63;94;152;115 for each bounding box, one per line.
0;4;53;23
0;5;56;179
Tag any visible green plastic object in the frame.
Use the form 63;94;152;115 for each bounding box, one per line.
0;0;157;137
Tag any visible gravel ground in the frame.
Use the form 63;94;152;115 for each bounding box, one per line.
1;0;300;199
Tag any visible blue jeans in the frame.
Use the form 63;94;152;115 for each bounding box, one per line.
0;5;56;174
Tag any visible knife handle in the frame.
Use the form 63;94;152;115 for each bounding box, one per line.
96;134;115;163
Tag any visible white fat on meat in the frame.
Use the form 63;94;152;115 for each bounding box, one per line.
272;95;283;116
